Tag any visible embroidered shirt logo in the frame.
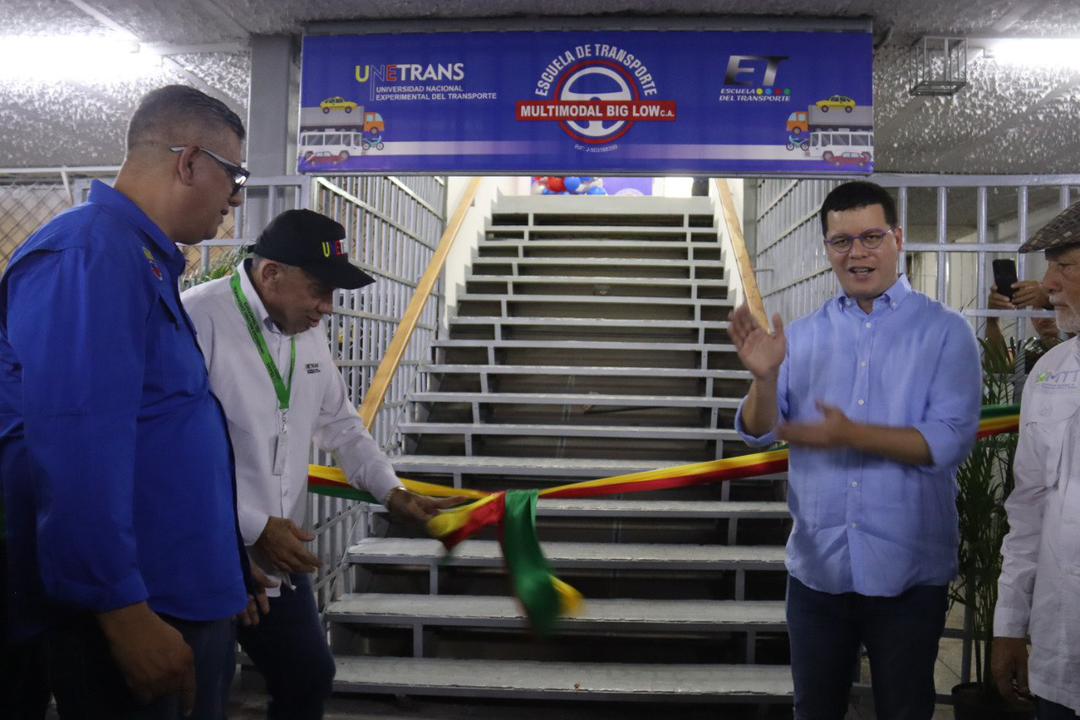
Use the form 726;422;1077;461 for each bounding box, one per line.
305;362;321;374
142;246;163;281
1036;369;1080;389
321;239;346;258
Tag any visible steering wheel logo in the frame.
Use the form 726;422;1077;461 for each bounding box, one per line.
555;61;639;145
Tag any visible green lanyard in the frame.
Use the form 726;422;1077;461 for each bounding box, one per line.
230;271;295;412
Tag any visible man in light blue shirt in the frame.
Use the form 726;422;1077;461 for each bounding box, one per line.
731;181;981;719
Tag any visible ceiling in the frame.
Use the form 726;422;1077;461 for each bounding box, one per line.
2;0;1080;174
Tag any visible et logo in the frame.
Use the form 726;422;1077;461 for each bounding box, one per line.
724;55;789;87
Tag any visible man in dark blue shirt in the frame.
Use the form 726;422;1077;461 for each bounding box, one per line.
0;85;259;719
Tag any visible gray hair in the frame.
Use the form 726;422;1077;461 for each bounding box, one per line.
126;85;245;151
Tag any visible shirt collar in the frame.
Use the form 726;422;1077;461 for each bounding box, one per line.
237;259;283;336
87;180;185;272
837;274;912;313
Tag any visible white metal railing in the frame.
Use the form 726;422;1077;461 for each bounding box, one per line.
754;175;1079;339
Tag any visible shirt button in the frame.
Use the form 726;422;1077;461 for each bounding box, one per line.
865;322;872;328
857;399;865;406
851;522;858;529
851;481;859;488
890;302;897;309
860;361;867;368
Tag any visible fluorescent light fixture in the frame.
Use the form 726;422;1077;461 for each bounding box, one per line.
983;38;1080;70
0;34;162;82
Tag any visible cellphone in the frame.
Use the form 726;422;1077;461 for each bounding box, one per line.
993;259;1018;300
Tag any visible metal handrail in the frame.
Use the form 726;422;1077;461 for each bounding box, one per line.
357;177;482;430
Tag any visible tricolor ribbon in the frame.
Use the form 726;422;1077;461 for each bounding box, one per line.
309;404;1019;633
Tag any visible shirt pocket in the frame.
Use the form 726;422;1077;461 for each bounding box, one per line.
143;287;205;402
1024;399;1080;491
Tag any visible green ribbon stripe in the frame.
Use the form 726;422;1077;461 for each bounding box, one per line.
501;490;562;635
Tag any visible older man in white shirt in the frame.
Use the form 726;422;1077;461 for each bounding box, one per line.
994;201;1080;720
182;209;455;719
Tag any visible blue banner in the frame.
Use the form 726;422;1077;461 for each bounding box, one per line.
299;31;873;175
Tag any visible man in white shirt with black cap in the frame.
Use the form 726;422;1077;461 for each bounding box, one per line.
182;209;456;719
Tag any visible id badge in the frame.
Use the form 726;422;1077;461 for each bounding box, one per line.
272;419;288;476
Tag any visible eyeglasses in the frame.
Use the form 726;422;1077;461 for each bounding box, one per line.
823;228;895;254
170;145;250;196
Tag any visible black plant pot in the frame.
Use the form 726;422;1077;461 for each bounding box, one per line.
952;682;1035;720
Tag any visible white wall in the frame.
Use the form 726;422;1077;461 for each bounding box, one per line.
709;178;745;307
441;176;528;330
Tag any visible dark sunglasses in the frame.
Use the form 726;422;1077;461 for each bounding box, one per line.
170;145;250;196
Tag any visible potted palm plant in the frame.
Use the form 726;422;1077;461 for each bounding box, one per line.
950;336;1034;719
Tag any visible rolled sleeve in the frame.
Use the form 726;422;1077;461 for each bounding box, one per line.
913;315;982;470
734;359;788;448
735;394;781;447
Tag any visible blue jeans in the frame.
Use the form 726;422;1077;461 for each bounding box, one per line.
1039;697;1080;719
237;572;335;720
786;575;948;720
46;613;235;720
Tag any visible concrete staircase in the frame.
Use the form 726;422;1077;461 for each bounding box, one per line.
325;195;793;710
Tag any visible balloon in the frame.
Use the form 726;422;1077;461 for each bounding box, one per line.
587;186;607;195
564;177;582;193
547;176;565;193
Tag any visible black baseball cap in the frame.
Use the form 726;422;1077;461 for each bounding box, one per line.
251;209;374;290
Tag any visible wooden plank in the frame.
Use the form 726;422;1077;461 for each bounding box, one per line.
715;179;770;332
358;177;482;429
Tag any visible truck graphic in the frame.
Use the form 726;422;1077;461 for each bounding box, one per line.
786;106;872;135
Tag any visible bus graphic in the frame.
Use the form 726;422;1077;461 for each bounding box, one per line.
810;129;873;166
298;106;386;170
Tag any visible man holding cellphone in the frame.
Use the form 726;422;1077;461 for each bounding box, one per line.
730;181;982;719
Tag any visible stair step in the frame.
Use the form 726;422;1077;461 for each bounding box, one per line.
333;656;793;700
478;239;718;250
450;316;728;330
409;392;740;409
393;454;690;476
486;224;715;236
367;499;789;519
347;538;786;571
400;422;739;441
427;364;750;380
490;194;713;214
432;339;734;353
459;294;733;307
472;257;725;268
392;454;783;480
466;273;727;286
326;594;787;632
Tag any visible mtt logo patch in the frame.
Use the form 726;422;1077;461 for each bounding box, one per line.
305;362;321;374
1036;369;1080;390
